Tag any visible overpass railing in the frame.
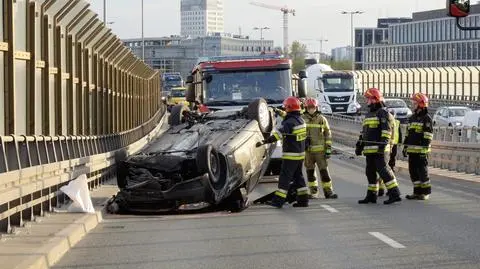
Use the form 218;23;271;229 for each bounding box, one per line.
0;0;163;233
327;115;480;175
354;67;480;109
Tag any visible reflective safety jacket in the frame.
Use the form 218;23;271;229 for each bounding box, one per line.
404;109;433;154
392;119;401;145
302;112;332;152
265;111;307;160
361;107;394;155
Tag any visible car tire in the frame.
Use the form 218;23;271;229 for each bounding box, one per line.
168;104;184;126
196;144;226;190
247;98;273;135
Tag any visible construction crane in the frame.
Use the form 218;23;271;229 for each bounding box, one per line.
250;2;295;55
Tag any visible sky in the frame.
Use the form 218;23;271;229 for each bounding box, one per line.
87;0;446;53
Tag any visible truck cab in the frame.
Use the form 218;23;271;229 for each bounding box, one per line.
313;71;361;116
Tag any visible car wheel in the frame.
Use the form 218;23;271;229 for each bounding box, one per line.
196;144;226;190
168;104;184;126
247;98;273;135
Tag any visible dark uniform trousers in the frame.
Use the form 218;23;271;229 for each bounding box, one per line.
278;160;308;203
408;154;431;195
366;153;397;189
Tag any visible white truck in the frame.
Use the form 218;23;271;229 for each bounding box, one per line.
306;64;361;116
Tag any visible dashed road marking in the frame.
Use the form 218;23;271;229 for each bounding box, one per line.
321;204;339;213
369;232;406;249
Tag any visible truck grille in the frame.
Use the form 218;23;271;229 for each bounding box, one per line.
328;96;351;103
331;104;349;112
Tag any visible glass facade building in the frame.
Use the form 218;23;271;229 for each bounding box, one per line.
360;5;480;69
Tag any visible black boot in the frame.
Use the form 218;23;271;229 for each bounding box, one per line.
378;188;385;197
358;191;377;204
384;188;402;205
265;195;285;208
292;194;309;207
320;170;338;199
405;186;421;200
324;189;338;199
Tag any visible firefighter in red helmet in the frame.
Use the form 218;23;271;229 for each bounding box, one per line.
355;88;402;205
403;93;433;200
256;96;309;208
302;97;338;199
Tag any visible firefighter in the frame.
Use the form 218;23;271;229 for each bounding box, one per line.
355;88;402;205
378;108;402;197
403;93;433;200
302;97;338;199
256;96;309;208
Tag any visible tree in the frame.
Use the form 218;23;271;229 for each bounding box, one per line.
321;60;353;71
289;41;308;73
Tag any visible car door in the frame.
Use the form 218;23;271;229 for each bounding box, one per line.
434;108;444;126
441;108;450;126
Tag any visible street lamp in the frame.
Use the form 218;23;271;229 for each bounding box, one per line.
304;38;328;61
141;0;145;61
253;26;270;52
341;11;364;70
103;0;106;23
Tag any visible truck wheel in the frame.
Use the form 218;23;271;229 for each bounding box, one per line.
168;105;184;126
247;98;272;135
196;144;226;190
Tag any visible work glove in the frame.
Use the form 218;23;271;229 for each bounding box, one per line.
325;147;332;159
273;108;285;117
402;147;408;157
256;140;266;148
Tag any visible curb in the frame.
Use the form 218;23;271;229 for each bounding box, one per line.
13;203;108;269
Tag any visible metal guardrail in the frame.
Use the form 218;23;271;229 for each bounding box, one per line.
326;114;480;175
0;0;163;233
354;67;480;103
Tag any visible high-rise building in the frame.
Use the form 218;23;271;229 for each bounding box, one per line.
181;0;224;38
331;46;353;62
357;4;480;69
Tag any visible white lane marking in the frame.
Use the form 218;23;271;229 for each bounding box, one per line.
321;204;339;213
368;232;406;249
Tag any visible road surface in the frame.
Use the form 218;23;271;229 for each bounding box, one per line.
53;154;480;269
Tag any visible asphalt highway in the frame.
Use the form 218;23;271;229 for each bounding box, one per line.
53;154;480;269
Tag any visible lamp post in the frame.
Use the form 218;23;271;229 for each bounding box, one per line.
253;26;270;52
141;0;145;61
103;0;106;23
341;11;364;71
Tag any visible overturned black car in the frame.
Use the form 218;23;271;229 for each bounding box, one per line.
108;99;276;214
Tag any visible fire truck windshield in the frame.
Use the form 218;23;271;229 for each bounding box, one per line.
204;69;291;105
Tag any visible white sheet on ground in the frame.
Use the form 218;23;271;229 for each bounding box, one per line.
60;174;95;213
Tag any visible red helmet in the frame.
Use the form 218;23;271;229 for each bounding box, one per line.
304;97;318;108
411;93;429;108
364;88;384;103
283;96;302;112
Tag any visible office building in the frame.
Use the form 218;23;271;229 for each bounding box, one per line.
124;33;274;77
359;4;480;69
181;0;224;38
354;18;412;69
331;46;353;62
